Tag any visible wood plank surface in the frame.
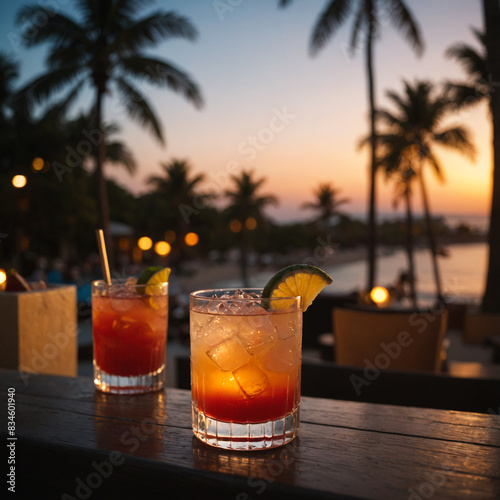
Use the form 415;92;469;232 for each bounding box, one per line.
1;370;499;500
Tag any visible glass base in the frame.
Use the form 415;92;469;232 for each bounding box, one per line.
94;362;165;394
192;403;300;450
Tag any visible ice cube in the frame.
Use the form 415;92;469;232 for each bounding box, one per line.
237;315;277;354
272;313;302;340
202;315;239;346
258;336;301;373
109;296;135;313
206;338;251;371
233;361;270;398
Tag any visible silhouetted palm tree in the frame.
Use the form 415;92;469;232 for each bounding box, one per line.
302;182;349;226
376;80;476;303
224;170;278;286
147;159;209;261
446;8;500;313
16;0;203;258
376;135;418;306
66;113;137;175
279;0;423;292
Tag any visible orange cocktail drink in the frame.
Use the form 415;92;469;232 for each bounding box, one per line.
190;289;302;450
92;279;168;394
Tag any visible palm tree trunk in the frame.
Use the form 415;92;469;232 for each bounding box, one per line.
94;85;113;269
404;186;417;307
418;160;443;303
366;9;377;292
481;0;500;313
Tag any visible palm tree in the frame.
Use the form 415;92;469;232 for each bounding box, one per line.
224;170;278;286
376;80;476;303
279;0;423;292
446;5;500;313
481;0;500;313
16;0;203;260
147;159;209;261
65;113;137;175
302;182;349;226
376;136;418;306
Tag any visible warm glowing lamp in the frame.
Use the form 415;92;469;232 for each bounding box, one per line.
154;241;171;256
245;217;257;230
0;268;6;291
184;232;199;247
32;157;45;171
370;286;390;307
12;175;27;188
137;236;153;251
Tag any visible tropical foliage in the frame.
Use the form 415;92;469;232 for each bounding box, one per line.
375;80;476;303
279;0;423;292
16;0;203;257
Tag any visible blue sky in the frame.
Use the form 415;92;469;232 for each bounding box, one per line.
0;0;490;222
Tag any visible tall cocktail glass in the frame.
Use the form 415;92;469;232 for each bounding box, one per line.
190;288;302;450
92;279;168;394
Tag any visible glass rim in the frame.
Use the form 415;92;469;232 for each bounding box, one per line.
189;287;300;301
91;279;168;290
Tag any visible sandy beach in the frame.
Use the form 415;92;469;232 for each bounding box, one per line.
174;246;367;293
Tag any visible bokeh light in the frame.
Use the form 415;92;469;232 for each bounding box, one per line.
137;236;153;251
245;217;257;230
32;157;45;172
370;286;390;306
184;232;199;246
12;175;27;188
230;219;242;233
154;241;171;256
0;269;6;291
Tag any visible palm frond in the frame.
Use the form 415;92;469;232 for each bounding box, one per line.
445;43;486;80
384;0;424;56
433;126;476;161
113;11;198;53
310;0;351;55
16;7;86;47
119;56;203;108
105;141;137;174
15;65;85;108
39;80;86;122
278;0;293;7
349;2;368;55
444;81;487;107
423;151;444;183
115;76;164;144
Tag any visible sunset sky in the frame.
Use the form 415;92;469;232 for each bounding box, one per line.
1;0;492;223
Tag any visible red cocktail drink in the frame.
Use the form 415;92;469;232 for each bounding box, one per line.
92;279;168;394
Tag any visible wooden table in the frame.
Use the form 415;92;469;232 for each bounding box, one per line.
2;369;500;500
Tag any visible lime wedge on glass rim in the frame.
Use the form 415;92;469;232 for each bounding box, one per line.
262;264;332;311
137;266;171;295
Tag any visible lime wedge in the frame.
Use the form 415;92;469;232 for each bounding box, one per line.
262;264;332;311
137;266;163;285
137;266;170;295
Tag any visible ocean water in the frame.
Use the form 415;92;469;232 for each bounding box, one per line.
322;242;488;305
219;242;488;306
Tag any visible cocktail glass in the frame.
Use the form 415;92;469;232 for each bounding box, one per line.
190;288;303;450
92;279;168;394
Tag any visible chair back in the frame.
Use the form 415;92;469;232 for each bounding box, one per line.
333;306;448;373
